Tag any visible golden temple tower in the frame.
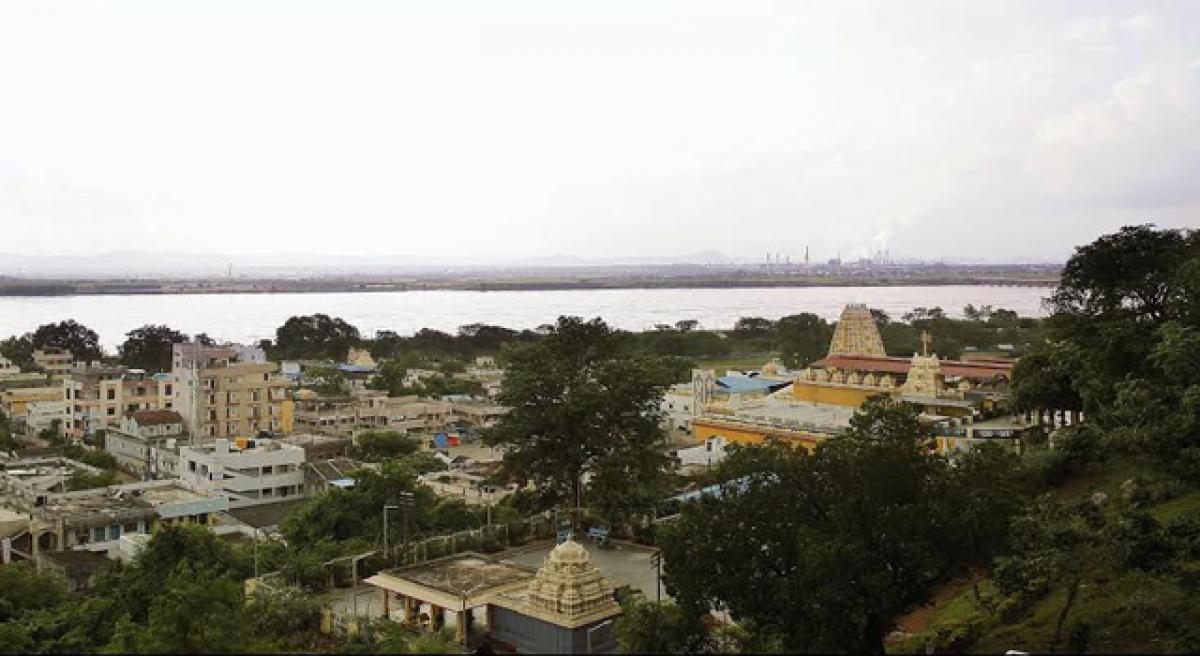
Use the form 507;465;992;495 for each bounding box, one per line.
828;303;887;357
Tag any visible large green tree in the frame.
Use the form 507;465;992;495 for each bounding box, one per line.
273;314;361;361
31;319;103;361
0;334;35;370
118;324;188;372
659;398;1026;653
774;313;833;368
484;316;674;524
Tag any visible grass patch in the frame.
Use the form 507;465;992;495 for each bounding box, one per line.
688;355;776;375
1150;491;1200;523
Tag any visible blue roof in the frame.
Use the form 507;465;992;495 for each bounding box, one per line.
669;473;778;503
715;376;790;394
336;364;376;374
330;478;356;489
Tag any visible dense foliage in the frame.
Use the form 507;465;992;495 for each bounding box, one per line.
657;398;1027;652
117;324;188;372
483;316;675;525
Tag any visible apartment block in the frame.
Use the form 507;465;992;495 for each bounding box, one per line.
172;343;294;438
178;438;305;508
63;367;174;439
104;410;187;477
33;348;74;375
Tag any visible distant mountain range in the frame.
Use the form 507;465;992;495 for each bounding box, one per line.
0;249;739;276
0;249;1059;278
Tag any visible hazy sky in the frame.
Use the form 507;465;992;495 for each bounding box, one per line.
1;1;1197;263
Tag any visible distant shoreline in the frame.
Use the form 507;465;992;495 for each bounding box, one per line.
0;274;1058;297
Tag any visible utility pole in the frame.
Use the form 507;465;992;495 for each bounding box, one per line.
651;550;663;602
383;504;399;566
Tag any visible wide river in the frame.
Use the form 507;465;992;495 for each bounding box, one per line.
0;285;1052;351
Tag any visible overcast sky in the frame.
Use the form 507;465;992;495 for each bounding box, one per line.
1;0;1197;264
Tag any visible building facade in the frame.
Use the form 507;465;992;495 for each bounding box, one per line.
172;343;294;438
178;438;306;508
63;368;174;439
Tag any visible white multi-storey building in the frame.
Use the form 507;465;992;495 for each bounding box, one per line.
178;438;305;508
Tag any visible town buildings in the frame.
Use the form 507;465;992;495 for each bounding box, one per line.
172;343;294;438
0;356;20;375
291;388;389;437
33;348;74;375
103;410;188;478
0;477;227;560
63;366;174;439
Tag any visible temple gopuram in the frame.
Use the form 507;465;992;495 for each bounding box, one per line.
690;303;1037;455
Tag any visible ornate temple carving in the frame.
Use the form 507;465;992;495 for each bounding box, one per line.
527;539;617;619
828;303;887;357
902;353;944;397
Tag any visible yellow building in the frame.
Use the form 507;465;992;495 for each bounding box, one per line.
63;367;175;439
173;343;295;438
1;386;63;418
684;304;1026;455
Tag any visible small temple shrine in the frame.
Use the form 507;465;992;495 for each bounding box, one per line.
365;538;621;654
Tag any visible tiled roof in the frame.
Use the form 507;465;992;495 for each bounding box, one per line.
812;355;1014;380
125;409;184;426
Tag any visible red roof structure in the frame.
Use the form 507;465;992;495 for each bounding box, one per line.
811;355;1013;382
124;409;185;426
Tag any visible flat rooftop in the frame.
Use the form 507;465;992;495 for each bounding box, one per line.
711;396;859;433
503;539;662;600
383;554;535;598
23;481;226;525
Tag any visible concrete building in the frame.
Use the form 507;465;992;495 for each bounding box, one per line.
63;367;174;439
451;401;508;430
382;396;456;434
1;385;63;421
291;389;389;437
0;456;105;496
25;400;68;436
179;437;306;508
0;356;20;375
172;342;294;438
103;410;187;477
0;479;227;560
33;348;74;375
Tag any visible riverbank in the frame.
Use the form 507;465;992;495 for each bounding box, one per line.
0;273;1058;297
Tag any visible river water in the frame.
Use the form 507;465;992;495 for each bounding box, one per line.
0;285;1052;351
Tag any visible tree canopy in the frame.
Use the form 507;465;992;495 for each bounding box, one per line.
272;314;361;361
118;324;188;372
484;316;674;524
30;320;103;361
659;398;1027;653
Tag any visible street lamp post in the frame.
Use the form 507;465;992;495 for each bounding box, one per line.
383;504;399;566
383;492;416;566
651;550;663;603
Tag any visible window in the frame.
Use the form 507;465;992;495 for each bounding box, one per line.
165;384;173;396
261;465;273;475
107;407;115;416
93;527;106;542
110;524;121;540
189;461;197;472
106;388;116;400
